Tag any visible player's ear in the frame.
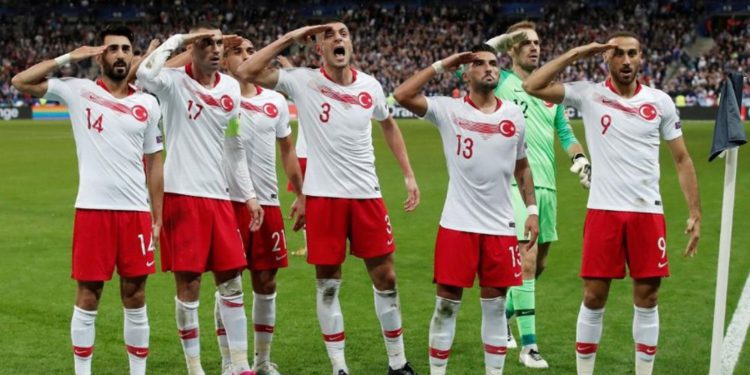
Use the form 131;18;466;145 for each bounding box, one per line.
315;43;322;56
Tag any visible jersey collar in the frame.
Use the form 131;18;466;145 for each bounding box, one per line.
605;77;642;97
320;66;357;85
464;94;502;112
185;63;221;88
96;78;136;96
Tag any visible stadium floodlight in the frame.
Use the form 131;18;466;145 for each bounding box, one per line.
708;72;747;375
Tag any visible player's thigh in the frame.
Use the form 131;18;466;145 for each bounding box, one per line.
115;211;155;279
305;196;349;265
350;198;395;259
208;198;248;272
626;213;669;279
581;209;627;279
478;234;522;288
434;226;480;289
161;194;213;273
248;206;289;271
72;209;118;282
537;188;558;244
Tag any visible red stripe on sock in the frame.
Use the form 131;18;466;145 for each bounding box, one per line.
322;331;346;342
576;342;599;355
126;345;149;358
73;346;94;358
429;347;451;360
484;344;507;355
636;343;657;356
384;328;403;338
216;328;226;336
179;328;198;340
255;324;275;333
220;298;244;308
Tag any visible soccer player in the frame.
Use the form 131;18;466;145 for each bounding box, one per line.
484;21;590;368
220;36;306;375
136;24;262;375
394;45;539;375
236;23;420;375
11;26;163;375
522;32;701;375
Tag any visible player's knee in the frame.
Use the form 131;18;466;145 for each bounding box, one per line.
217;275;243;297
373;269;397;291
583;289;608;309
76;294;99;311
634;290;659;308
253;278;277;295
121;288;146;308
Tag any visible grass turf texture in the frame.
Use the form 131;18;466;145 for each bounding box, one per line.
0;119;749;375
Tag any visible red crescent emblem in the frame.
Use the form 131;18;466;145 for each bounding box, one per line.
220;95;234;112
499;120;516;137
358;92;373;109
131;105;148;122
638;103;657;121
263;103;279;118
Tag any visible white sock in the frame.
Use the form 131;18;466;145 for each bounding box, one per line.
218;292;250;370
428;296;461;375
175;297;203;375
214;292;231;369
124;306;149;375
481;297;507;375
576;303;605;375
71;306;97;375
316;278;347;372
633;305;659;375
253;292;277;366
374;287;407;370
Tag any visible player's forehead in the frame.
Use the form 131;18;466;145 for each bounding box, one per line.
608;36;640;51
325;22;349;35
102;34;132;47
520;28;539;42
473;51;498;64
194;28;223;41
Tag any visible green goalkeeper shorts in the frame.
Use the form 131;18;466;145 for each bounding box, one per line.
511;185;558;244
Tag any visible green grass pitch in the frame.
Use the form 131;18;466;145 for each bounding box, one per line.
0;119;749;374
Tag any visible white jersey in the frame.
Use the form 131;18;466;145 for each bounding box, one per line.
138;63;241;200
563;79;682;213
275;67;390;198
424;96;527;235
228;86;291;205
295;118;308;158
45;78;163;211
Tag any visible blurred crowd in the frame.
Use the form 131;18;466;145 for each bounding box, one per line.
1;0;748;106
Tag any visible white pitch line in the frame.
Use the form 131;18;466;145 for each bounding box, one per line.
721;270;750;374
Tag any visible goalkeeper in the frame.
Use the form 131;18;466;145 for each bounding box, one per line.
483;21;590;369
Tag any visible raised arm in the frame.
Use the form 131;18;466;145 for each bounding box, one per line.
394;52;474;117
523;42;616;104
236;25;332;89
11;45;106;97
136;32;213;91
667;136;701;257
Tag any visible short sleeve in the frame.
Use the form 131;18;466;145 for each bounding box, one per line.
44;78;75;104
274;68;306;99
423;96;450;128
275;98;292;138
659;95;683;141
515;112;528;160
143;99;163;154
562;81;592;110
371;83;389;121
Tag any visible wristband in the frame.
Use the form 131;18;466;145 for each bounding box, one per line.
54;53;72;67
571;153;586;163
432;60;445;74
526;204;539;216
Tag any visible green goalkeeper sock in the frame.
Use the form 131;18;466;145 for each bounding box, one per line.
505;287;515;319
513;279;537;349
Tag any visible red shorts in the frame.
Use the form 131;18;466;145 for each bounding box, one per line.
71;209;155;281
160;193;247;273
581;209;669;279
286;157;307;192
233;202;289;271
434;226;522;288
305;196;395;265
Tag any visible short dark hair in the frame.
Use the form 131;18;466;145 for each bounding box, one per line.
471;44;497;54
190;21;220;33
99;25;133;44
506;20;536;34
606;30;640;43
